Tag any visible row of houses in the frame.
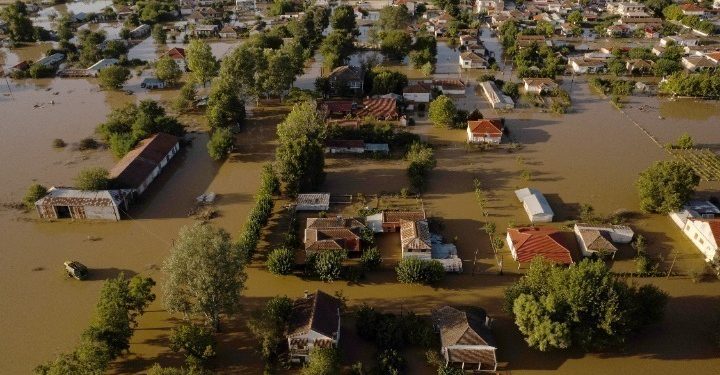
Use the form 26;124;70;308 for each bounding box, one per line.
507;223;635;267
288;290;498;371
35;133;180;221
506;197;720;268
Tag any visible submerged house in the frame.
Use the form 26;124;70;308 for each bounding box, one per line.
287;290;342;363
507;226;575;266
366;210;428;233
109;133;180;197
367;210;462;271
466;119;504;144
35;187;127;221
304;217;366;254
573;223;634;258
327;65;364;95
670;201;720;261
432;306;498;372
400;219;432;258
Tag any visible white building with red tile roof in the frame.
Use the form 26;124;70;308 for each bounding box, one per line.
466;119;504;144
506;226;575;266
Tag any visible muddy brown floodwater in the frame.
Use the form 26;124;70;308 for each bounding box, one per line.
2;50;720;374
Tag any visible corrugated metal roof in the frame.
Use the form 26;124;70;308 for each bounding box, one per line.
36;187;123;207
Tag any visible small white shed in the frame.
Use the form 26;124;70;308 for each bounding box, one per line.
515;188;554;223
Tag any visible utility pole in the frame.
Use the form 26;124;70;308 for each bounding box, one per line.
667;250;678;279
472;248;479;275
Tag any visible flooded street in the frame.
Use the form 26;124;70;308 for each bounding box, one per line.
2;7;720;373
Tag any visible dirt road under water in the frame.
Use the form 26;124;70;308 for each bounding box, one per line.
1;60;720;373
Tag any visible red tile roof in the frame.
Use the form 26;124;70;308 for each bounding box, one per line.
109;133;179;190
166;47;186;60
356;98;399;120
698;219;720;247
467;119;504;137
680;3;705;11
508;226;574;264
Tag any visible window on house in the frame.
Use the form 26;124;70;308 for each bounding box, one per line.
699;239;704;245
694;233;699;240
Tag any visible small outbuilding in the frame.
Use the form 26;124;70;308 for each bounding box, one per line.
295;193;331;211
141;77;166;89
515;187;554;223
325;140;365;154
35;187;126;221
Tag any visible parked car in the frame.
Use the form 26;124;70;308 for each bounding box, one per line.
64;261;88;280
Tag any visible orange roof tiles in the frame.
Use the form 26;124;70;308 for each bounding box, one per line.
508;226;574;264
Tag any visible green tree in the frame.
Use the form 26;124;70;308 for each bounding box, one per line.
268;0;295;16
381;30;412;60
163;223;248;331
662;4;683;20
186;39;219;86
206;128;234;161
28;63;55;78
320;30;355;69
146;364;209;375
370;70;408;95
505;259;668;351
155;55;182;86
376;4;411;31
103;40;129;59
24;183;48;209
535;21;554;37
54;15;73;50
301;347;341;375
396;257;445;284
99;100;185;157
34;339;111;375
0;1;35;43
310;250;347;282
83;273;156;357
98;66;131;90
74;167;110;190
608;58;626;77
406;142;436;192
246;296;293;361
267;247;295;275
174;80;197;113
428;95;457;128
567;10;582;25
330;4;358;33
636;160;700;213
674;133;694;149
644;0;671;15
262;50;296;100
502;81;520;99
152;24;167;44
275;101;326;195
169;323;216;365
206;80;246;129
77;29;107;67
360;247;382;271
